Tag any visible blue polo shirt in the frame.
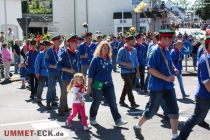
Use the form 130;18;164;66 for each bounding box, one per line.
134;43;145;66
35;51;48;76
25;50;38;74
45;47;62;76
78;42;97;65
170;49;183;71
146;43;156;64
20;67;28;78
116;47;139;74
57;50;80;82
147;46;174;91
110;41;119;55
196;53;210;99
88;56;112;82
197;47;204;60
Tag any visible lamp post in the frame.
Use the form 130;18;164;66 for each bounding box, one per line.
4;0;7;41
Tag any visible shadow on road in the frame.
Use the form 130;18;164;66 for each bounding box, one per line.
177;98;195;104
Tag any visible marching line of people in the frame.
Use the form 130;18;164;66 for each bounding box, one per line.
0;29;209;140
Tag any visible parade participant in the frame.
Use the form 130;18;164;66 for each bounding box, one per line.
78;32;97;79
21;39;30;59
118;35;126;49
1;42;12;82
65;73;91;130
87;41;127;126
25;39;39;99
133;30;180;140
144;32;159;91
45;34;63;109
57;35;81;116
171;40;188;98
96;33;103;45
19;62;28;89
110;35;119;72
179;36;210;140
116;35;139;109
134;33;146;92
35;40;51;104
192;40;202;71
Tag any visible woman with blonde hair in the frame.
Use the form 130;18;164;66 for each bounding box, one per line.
87;41;127;127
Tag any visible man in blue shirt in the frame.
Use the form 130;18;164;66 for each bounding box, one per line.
45;34;63;109
179;36;210;140
134;33;145;92
35;40;51;104
78;32;97;79
117;35;139;109
170;40;188;98
110;35;119;72
57;35;81;116
133;30;180;140
25;39;39;99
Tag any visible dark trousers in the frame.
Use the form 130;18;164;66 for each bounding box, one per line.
37;76;48;100
179;96;210;140
90;82;121;122
120;73;136;105
29;73;38;96
138;66;145;90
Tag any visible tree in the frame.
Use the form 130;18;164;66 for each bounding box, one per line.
195;0;210;20
173;0;190;9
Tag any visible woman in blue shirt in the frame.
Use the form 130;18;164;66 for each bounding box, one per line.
87;41;127;127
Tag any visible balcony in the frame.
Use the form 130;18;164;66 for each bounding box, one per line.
22;13;53;22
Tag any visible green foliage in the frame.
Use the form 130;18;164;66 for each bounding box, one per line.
195;0;210;20
28;0;52;14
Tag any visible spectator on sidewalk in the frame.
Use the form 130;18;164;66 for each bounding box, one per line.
1;42;12;81
12;39;21;74
192;40;201;71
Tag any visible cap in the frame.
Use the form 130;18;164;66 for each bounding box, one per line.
42;40;53;46
85;32;92;37
50;33;61;41
67;35;78;43
125;35;135;41
205;36;210;44
30;39;37;45
159;29;175;37
135;33;144;39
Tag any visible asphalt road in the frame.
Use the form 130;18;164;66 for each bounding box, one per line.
0;71;209;140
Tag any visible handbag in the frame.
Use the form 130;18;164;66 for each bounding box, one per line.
92;80;104;90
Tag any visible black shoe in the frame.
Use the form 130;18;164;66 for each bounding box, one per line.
131;104;140;109
30;95;34;99
46;103;52;110
198;120;209;128
172;136;180;140
133;125;144;140
64;107;72;112
119;101;129;107
58;111;65;116
51;102;58;107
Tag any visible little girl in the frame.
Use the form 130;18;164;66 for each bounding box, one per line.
19;62;28;89
65;73;91;131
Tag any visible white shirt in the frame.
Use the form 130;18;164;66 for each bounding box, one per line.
71;87;85;104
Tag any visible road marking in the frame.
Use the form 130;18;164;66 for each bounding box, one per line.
31;121;60;130
0;119;49;127
31;121;69;140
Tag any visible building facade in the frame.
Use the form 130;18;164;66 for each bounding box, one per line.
0;0;22;40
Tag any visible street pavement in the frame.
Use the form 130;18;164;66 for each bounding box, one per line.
0;68;209;140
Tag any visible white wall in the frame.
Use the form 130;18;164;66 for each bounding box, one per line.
0;0;22;40
52;0;133;35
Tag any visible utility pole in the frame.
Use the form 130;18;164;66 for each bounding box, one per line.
4;0;7;41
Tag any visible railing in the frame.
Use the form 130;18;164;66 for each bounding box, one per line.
22;13;53;22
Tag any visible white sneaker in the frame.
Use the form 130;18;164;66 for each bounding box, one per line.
84;126;91;131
